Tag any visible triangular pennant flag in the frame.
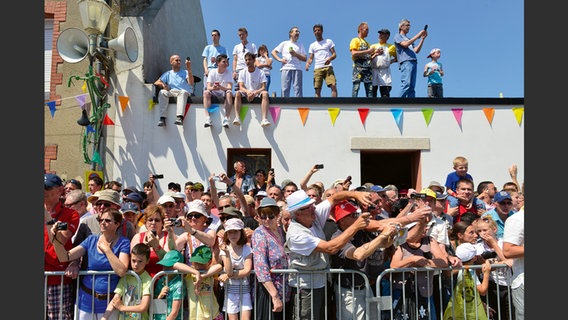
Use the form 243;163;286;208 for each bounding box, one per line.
391;108;403;127
103;114;115;125
451;108;463;128
87;125;96;133
118;96;129;112
208;104;219;113
357;108;369;126
81;81;87;93
269;106;281;123
148;99;155;110
482;108;495;125
421;108;434;126
328;108;340;126
183;103;191;118
91;151;104;167
512;107;524;126
75;94;87;109
239;105;249;122
46;101;57;118
298;108;310;126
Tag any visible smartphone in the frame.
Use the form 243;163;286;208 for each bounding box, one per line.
152;174;164;179
186;56;191;61
315;164;324;169
424;24;428;31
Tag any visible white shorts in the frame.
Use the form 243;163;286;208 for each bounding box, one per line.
222;292;253;314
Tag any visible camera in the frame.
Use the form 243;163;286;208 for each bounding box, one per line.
56;222;68;230
170;218;183;227
186;56;191;61
480;251;497;260
367;203;376;211
152;174;164;179
410;193;427;199
315;164;324;169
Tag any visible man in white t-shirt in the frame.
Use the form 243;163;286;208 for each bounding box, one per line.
503;207;524;320
305;24;337;97
271;26;307;97
235;52;271;127
203;54;234;128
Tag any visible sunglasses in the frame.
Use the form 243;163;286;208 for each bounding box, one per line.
499;201;513;205
64;200;82;208
96;218;114;224
187;214;204;219
147;218;162;223
162;204;175;208
218;205;232;210
95;201;113;208
259;214;276;220
219;216;231;222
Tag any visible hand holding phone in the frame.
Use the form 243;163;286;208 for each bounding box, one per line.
186;56;191;61
424;24;428;31
315;164;324;169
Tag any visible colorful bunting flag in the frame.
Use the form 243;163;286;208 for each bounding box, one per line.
328;108;340;126
208;104;220;113
103;114;115;125
269;106;281;123
81;81;87;93
357;108;369;126
148;99;155;110
46;101;57;118
184;103;191;118
452;108;463;127
391;108;403;126
87;125;96;134
118;96;129;112
91;151;104;167
483;108;495;125
298;108;309;126
512;107;524;126
239;105;249;122
75;94;87;109
421;108;434;126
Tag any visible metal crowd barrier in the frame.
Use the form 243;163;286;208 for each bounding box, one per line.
45;264;514;320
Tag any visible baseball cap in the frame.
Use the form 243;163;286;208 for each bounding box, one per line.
126;192;144;206
435;191;449;200
120;202;139;214
370;185;385;193
333;200;358;222
123;186;138;194
157;250;184;267
427;48;440;59
418;188;437;199
455;243;477;262
189;245;212;264
494;191;512;203
286;189;316;212
255;190;268;198
378;28;390;35
157;195;175;205
45;173;63;188
224;218;244;231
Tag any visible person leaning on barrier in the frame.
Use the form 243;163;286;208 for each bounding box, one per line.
285;189;373;320
330;200;399;320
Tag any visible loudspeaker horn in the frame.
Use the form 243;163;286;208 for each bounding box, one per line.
106;27;138;62
77;109;91;126
57;28;89;64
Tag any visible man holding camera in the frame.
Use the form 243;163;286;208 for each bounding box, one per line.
44;173;80;320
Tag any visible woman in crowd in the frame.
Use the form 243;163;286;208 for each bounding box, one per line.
50;208;130;319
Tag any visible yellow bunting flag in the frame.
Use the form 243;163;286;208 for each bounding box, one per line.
482;108;495;125
82;81;87;93
328;108;340;126
148;99;155;110
298;108;310;126
118;96;129;112
512;107;524;126
421;108;434;126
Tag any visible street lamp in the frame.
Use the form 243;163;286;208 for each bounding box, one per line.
57;0;138;170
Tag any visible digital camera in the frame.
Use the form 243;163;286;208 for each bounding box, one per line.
56;222;68;231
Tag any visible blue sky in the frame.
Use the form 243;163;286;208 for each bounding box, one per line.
200;0;523;98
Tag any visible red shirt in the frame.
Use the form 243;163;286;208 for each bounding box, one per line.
44;202;80;285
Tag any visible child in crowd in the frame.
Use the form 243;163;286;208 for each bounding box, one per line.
181;245;223;320
102;243;153;320
423;48;444;98
153;250;187;320
444;156;474;196
255;44;273;93
218;218;253;320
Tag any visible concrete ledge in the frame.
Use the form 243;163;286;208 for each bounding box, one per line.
351;137;430;150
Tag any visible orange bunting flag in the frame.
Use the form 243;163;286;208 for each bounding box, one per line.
482;108;495;125
240;105;249;122
103;114;115;125
118;96;129;112
148;99;155;110
512;107;524;126
421;108;434;126
269;106;281;123
357;108;370;126
328;108;340;126
298;108;310;126
184;103;191;118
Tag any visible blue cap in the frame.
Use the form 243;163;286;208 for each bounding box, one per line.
494;191;512;203
370;185;385;193
45;173;63;188
120;202;139;214
126;192;144;205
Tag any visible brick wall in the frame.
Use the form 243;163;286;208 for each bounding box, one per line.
45;0;67;105
44;144;58;174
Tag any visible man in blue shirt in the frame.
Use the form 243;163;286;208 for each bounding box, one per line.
393;19;427;98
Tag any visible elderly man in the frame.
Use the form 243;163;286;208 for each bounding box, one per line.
285;189;372;320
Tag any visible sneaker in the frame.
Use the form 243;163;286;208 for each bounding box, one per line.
233;118;241;126
222;118;229;128
204;118;212;128
174;115;183;126
260;119;271;127
157;117;166;127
